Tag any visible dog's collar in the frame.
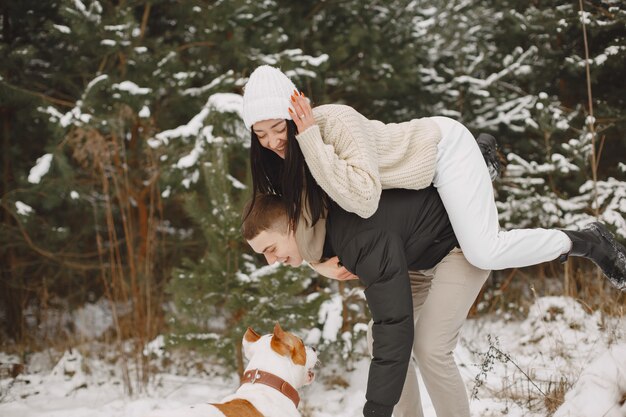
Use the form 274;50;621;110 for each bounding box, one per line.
241;369;300;408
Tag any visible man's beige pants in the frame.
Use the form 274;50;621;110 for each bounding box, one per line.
367;248;490;417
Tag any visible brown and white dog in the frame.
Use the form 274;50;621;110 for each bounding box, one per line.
145;323;318;417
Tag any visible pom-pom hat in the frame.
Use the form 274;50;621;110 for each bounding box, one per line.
242;65;298;129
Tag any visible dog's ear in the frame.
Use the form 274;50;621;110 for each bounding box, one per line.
271;323;306;366
272;323;284;339
242;327;262;360
244;327;261;343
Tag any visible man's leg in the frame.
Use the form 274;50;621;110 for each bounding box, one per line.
366;270;432;417
413;247;490;417
367;322;423;417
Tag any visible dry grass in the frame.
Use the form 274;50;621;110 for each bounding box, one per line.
469;261;624;415
471;260;625;322
544;376;572;415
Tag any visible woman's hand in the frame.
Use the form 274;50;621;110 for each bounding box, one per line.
311;256;359;281
288;90;316;134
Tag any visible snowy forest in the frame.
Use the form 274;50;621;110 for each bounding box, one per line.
1;1;625;416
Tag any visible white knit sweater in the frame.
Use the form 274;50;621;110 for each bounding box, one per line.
295;104;442;218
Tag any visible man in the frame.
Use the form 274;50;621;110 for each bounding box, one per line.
242;187;490;417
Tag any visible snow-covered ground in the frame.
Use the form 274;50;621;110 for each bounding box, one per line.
1;296;624;417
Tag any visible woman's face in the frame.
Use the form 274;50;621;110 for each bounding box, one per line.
253;119;288;159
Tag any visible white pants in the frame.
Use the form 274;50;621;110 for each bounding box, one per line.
430;117;571;270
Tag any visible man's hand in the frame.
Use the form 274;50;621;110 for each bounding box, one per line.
311;256;359;281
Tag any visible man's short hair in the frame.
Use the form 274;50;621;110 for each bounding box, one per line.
241;194;289;240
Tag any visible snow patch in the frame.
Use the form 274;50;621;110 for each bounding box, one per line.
226;174;246;190
15;201;34;216
53;24;71;34
73;300;115;339
176;140;203;169
28;153;53;184
112;81;152;95
318;294;343;343
139;106;151;118
84;74;109;96
148;94;241;149
554;344;626;417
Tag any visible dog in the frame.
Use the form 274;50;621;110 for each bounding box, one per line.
145;323;318;417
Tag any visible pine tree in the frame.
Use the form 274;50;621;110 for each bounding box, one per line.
491;0;626;237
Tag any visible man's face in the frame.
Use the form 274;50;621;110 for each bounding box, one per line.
247;229;304;267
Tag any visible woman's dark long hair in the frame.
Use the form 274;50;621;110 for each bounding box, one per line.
246;120;328;230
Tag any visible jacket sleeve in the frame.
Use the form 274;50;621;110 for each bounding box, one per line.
295;119;382;219
339;229;413;417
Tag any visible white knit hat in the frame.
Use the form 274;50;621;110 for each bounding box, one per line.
242;65;298;129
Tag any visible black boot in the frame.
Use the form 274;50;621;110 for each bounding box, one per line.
560;222;626;291
476;133;501;181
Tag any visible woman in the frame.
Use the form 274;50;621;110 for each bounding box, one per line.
242;65;626;289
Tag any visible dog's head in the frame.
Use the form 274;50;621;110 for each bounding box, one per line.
242;323;318;389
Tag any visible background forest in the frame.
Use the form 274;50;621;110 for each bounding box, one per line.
1;0;625;410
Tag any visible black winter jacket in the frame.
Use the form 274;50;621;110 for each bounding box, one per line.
323;186;458;417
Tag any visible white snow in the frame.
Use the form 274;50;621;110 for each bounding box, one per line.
181;169;199;188
147;94;242;149
226;174;246;190
175;139;203;169
71;0;102;24
53;24;71;34
104;24;128;31
148;107;209;148
317;294;343;343
182;71;234;97
85;74;109;95
73;299;115;339
39;105;92;128
113;81;152;95
207;92;242;114
15;201;33;216
1;296;624;417
143;336;166;358
553;344;626;417
28;153;53;184
139;106;151;118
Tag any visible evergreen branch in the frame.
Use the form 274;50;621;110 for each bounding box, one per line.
2;82;75;108
176;41;216;52
0;200;116;270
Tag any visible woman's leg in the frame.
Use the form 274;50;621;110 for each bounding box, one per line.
413;247;490;417
431;116;571;270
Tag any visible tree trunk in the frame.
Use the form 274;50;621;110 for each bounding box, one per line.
1;106;25;342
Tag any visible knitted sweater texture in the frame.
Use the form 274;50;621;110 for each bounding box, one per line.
295;104;442;219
